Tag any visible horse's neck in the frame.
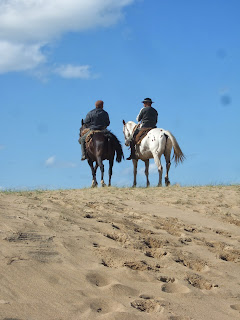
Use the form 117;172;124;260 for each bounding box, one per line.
128;122;137;135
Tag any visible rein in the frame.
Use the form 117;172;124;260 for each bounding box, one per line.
132;124;140;135
80;128;90;137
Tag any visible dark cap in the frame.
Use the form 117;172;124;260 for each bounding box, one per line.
142;98;154;104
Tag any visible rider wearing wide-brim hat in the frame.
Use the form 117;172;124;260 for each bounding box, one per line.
126;98;158;160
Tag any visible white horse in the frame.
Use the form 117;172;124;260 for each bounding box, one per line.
123;120;185;187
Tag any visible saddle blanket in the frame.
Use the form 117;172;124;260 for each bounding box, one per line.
79;129;107;148
85;130;103;146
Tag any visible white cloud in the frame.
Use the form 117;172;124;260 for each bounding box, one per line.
149;163;157;173
139;163;157;175
0;0;134;74
45;155;77;168
54;64;92;79
0;41;45;73
45;156;56;167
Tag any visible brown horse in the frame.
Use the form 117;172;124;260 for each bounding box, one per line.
80;120;124;187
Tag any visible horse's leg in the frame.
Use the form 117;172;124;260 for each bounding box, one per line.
97;156;105;187
144;159;150;187
132;159;138;187
88;159;98;188
164;139;172;186
164;152;171;186
108;158;113;187
153;154;163;187
93;162;99;186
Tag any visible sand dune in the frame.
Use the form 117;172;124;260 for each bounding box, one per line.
0;185;240;319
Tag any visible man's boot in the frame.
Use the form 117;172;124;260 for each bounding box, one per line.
126;141;136;160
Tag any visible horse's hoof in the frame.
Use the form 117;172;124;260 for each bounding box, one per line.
91;181;98;188
165;178;170;186
132;184;136;188
101;181;106;187
157;184;162;187
146;183;150;188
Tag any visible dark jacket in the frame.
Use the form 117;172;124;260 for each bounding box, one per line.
83;108;110;130
137;106;158;128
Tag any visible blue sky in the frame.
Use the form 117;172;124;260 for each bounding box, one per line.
0;0;239;189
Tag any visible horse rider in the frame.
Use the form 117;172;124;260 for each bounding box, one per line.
80;100;110;160
126;97;158;160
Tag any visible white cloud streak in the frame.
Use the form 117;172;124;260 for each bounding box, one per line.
45;155;77;168
139;163;157;175
0;0;134;75
45;156;56;167
54;64;92;79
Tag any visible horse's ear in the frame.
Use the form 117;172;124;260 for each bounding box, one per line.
123;120;126;125
81;119;84;126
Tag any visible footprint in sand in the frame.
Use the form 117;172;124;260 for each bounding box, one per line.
139;294;155;300
131;298;163;313
85;272;110;287
185;273;213;290
123;260;161;272
174;252;209;272
108;283;139;297
157;276;175;283
161;282;190;294
89;298;119;315
230;304;240;312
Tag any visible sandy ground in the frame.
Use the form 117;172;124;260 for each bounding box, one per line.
0;185;240;320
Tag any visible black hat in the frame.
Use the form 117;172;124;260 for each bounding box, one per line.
142;98;154;104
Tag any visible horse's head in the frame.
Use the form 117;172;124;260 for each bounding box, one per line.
122;120;136;146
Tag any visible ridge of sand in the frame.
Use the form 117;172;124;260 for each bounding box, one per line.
0;185;240;319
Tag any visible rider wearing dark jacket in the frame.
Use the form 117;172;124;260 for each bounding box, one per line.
80;100;110;160
127;98;158;160
84;105;110;130
136;105;158;128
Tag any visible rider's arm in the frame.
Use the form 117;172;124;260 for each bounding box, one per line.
106;112;110;127
83;111;92;127
136;108;144;123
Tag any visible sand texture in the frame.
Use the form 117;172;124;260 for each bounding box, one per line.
0;185;240;320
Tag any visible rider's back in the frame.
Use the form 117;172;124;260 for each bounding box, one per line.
137;106;158;128
84;108;110;130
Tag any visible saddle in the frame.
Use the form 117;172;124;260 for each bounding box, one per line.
134;128;153;145
85;130;103;148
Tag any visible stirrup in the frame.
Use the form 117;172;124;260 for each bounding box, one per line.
126;154;136;160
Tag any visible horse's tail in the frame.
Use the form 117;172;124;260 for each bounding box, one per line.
164;130;185;165
110;133;124;163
